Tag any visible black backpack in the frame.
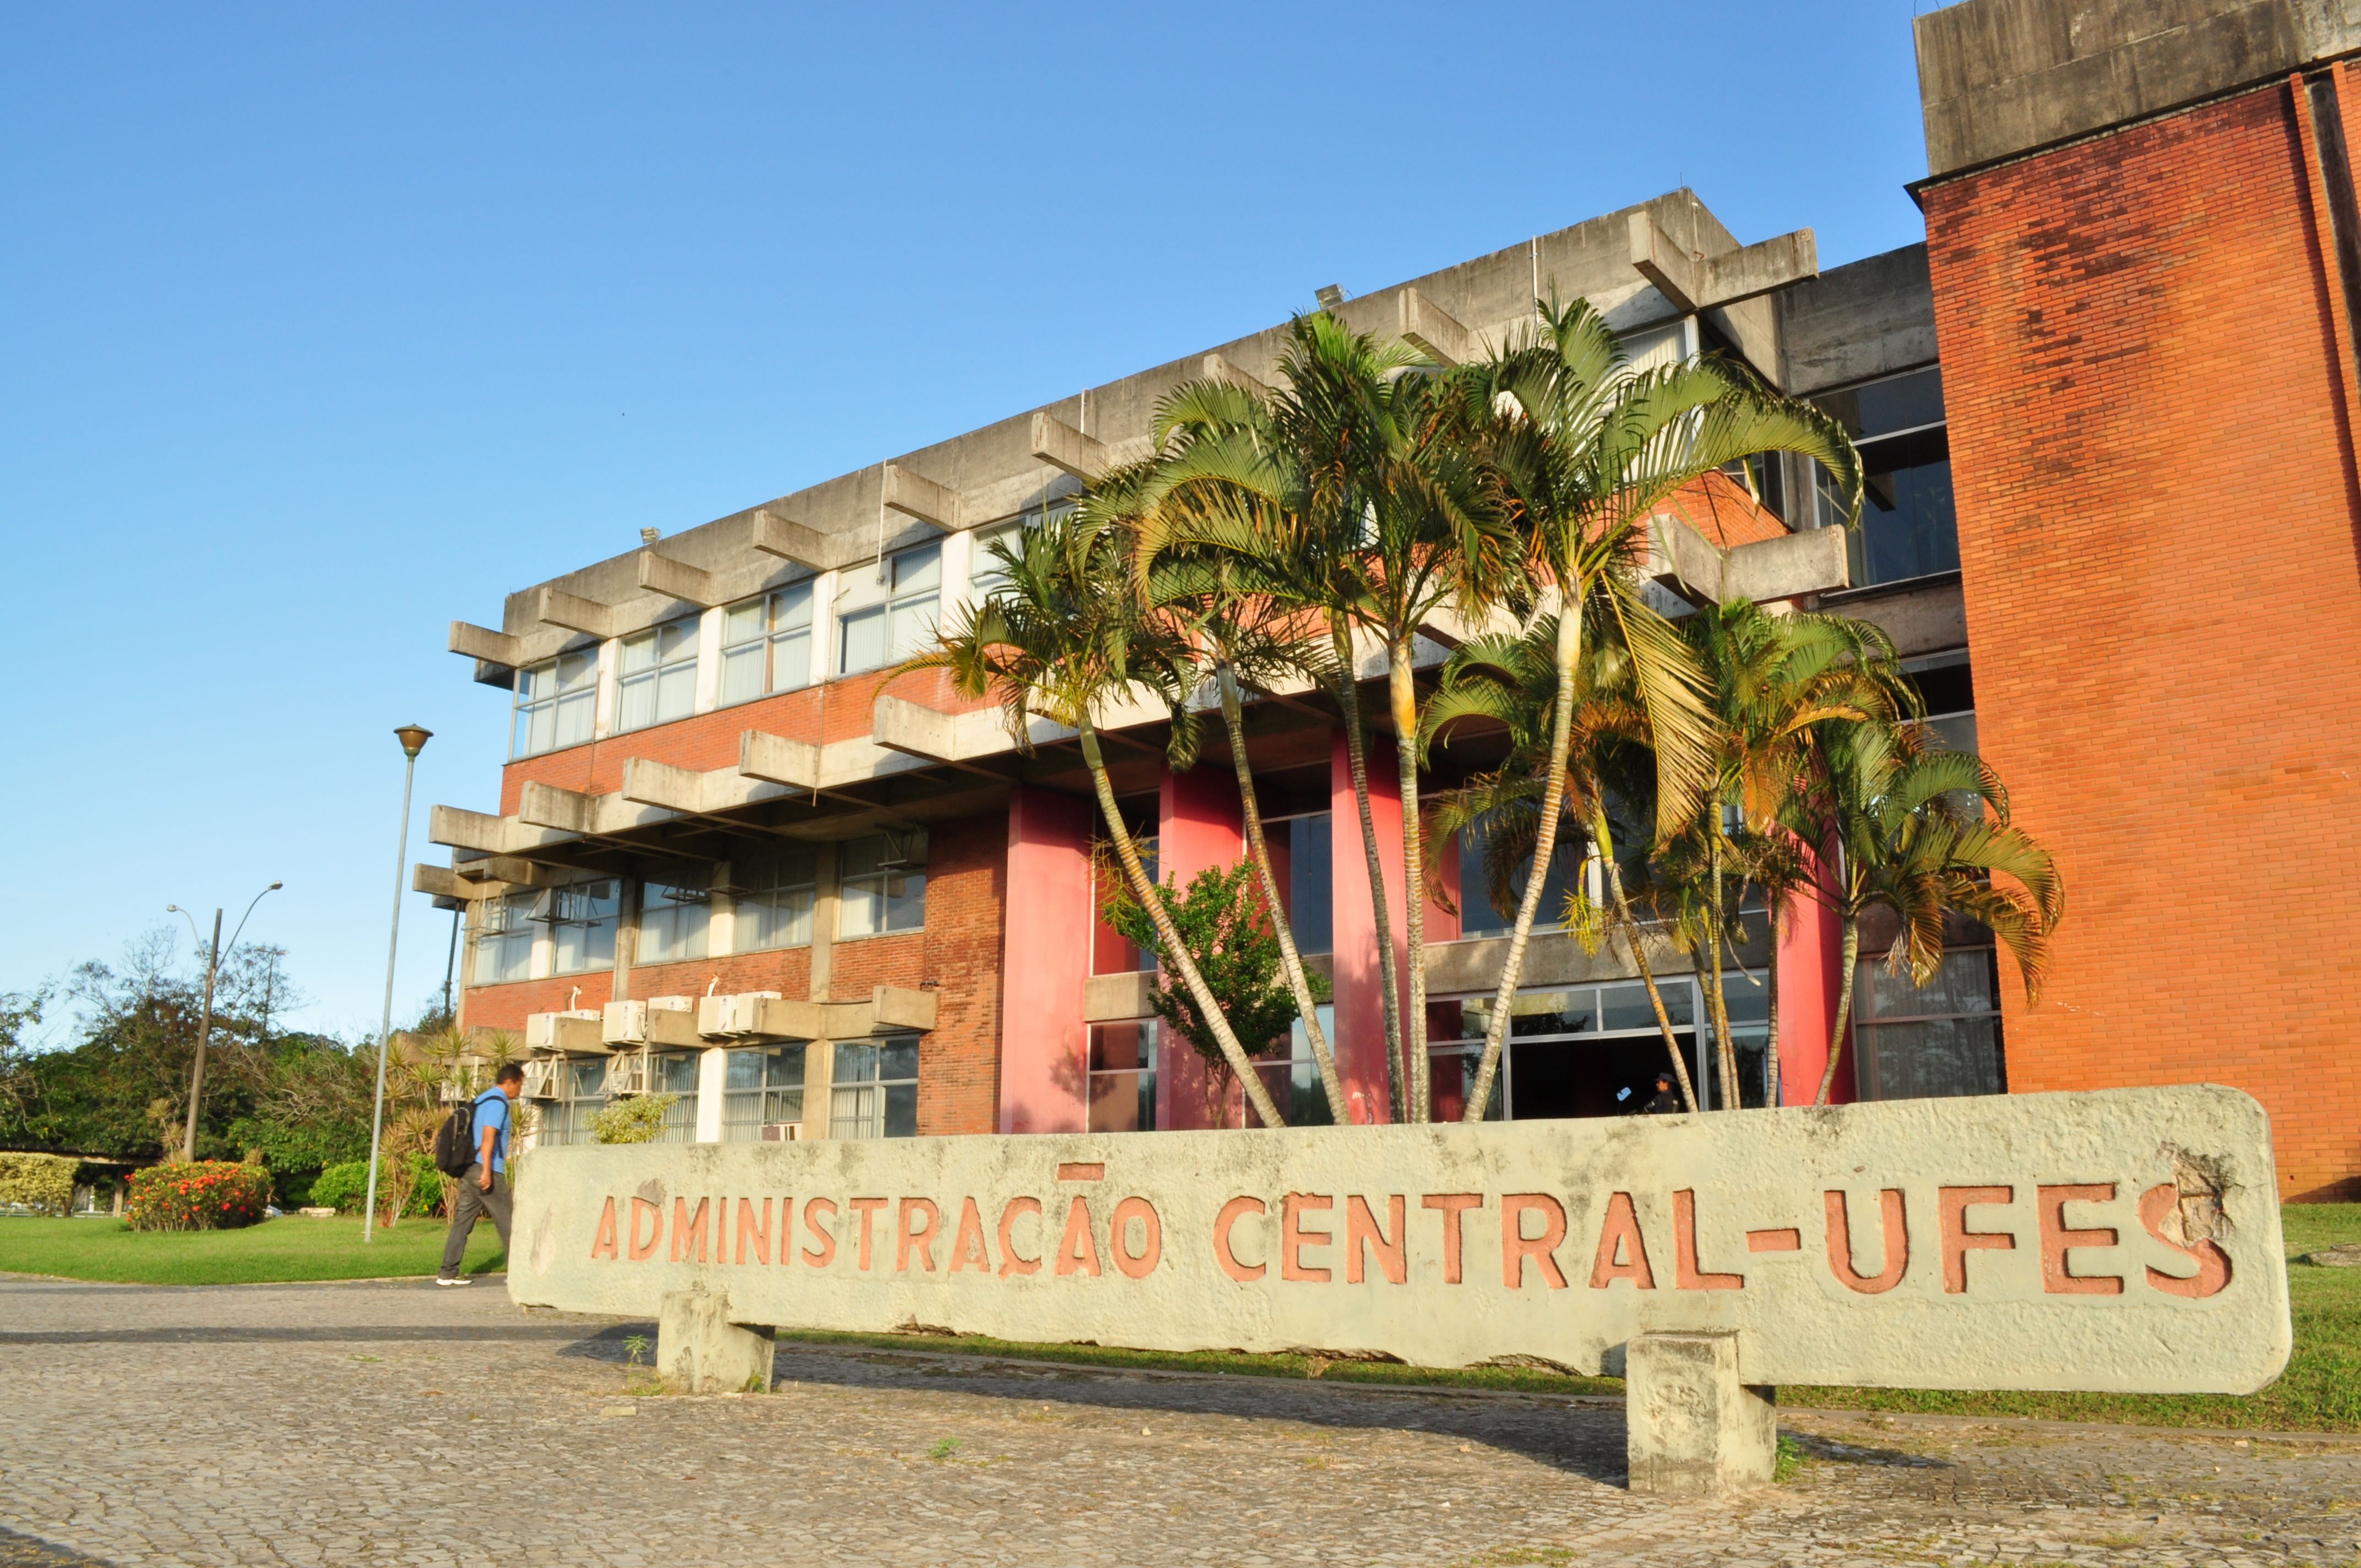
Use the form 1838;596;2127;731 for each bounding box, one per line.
432;1092;492;1178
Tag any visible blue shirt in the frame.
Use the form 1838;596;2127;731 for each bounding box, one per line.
474;1089;512;1175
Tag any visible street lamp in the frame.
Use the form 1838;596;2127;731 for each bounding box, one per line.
364;723;432;1242
165;881;283;1163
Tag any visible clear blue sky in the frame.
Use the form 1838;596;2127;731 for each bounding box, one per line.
0;2;1939;1042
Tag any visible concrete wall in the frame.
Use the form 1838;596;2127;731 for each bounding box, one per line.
1777;244;1938;396
1916;0;2361;177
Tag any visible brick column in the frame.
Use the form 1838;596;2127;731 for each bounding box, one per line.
996;787;1094;1134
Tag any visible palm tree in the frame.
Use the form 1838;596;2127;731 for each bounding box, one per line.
909;507;1291;1127
1136;315;1520;1122
1423;615;1702;1113
1451;298;1863;1123
1804;720;2064;1106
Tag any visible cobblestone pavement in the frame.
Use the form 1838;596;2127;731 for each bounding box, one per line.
3;1276;2358;1567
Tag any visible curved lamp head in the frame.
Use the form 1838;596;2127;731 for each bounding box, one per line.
268;881;284;892
394;723;433;758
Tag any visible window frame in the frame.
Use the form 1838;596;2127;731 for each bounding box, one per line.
635;880;711;967
511;647;599;759
837;830;928;939
719;582;815;706
543;878;620;978
835;543;942;676
721;1044;808;1141
471;891;538;986
615;615;700;733
733;848;819;953
830;1037;920;1139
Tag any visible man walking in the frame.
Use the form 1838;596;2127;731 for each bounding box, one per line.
437;1060;523;1286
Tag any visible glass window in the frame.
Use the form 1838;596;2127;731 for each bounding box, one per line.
1814;368;1957;590
471;892;536;985
1456;821;1577;940
1264;812;1332;956
512;649;599;759
644;1050;700;1142
1247;1006;1337;1129
1087;1021;1157;1133
545;879;619;976
735;848;818;951
831;1037;919;1139
970;501;1070;606
721;1044;807;1140
719;584;814;705
617;617;699;732
839;831;927;938
1854;948;2003;1102
1429;981;1702;1123
535;1057;608;1147
637;881;709;966
837;543;942;675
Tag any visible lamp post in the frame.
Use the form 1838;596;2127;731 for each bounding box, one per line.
363;723;432;1243
166;882;282;1163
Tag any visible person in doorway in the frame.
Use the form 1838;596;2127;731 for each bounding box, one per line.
436;1061;524;1286
1640;1072;1684;1115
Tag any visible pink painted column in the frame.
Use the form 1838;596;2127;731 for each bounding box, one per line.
1775;867;1855;1106
1155;766;1246;1130
1330;728;1408;1125
997;787;1095;1134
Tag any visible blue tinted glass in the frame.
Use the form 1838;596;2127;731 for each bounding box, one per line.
1287;815;1332;954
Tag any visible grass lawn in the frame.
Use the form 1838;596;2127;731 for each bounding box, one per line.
0;1213;507;1286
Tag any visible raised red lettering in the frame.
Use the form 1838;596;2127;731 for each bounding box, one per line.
1588;1192;1655;1289
1420;1194;1482;1284
2137;1183;2232;1299
1346;1195;1406;1285
590;1196;619;1261
1110;1197;1162;1280
2038;1183;2123;1296
1673;1190;1744;1291
1938;1185;2013;1294
1214;1196;1266;1282
1503;1194;1569;1289
897;1197;942;1272
1826;1189;1908;1294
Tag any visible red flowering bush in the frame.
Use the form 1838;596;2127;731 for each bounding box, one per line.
126;1161;273;1232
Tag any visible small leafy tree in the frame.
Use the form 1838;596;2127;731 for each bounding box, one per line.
593;1094;673;1145
1103;861;1330;1119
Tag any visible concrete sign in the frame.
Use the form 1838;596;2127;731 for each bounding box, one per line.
508;1085;2289;1394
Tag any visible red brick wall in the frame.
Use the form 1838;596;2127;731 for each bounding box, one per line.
1925;79;2361;1199
466;970;614;1035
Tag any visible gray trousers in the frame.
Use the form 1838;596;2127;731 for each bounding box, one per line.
438;1165;512;1278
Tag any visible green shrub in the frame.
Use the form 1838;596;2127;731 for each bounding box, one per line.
126;1162;274;1231
308;1156;439;1217
0;1152;79;1216
592;1095;674;1144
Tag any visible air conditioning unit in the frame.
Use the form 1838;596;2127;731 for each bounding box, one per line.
602;1050;650;1097
697;990;782;1038
759;1123;802;1141
525;1010;604;1053
603;997;701;1048
520;1059;563;1101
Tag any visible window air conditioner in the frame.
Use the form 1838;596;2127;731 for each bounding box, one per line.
520;1059;562;1101
524;1009;602;1052
759;1123;802;1141
602;1050;650;1098
697;990;782;1038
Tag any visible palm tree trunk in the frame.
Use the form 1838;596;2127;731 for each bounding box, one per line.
1462;598;1582;1123
1706;827;1739;1109
1813;915;1862;1108
1389;641;1429;1124
1216;663;1348;1124
1764;898;1783;1108
1595;803;1699;1114
1330;617;1403;1123
1080;723;1288;1129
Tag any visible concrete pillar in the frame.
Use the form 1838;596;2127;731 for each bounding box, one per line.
1624;1330;1776;1495
1775;843;1853;1106
997;786;1095;1134
693;1047;727;1142
657;1289;774;1393
1156;766;1246;1130
1329;727;1407;1125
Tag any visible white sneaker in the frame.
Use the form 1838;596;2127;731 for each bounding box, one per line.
435;1276;472;1287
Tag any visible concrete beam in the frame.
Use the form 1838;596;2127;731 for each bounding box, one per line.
412;863;482;901
1649;516;1850;605
517;780;596;834
470;854;569;888
872;984;938;1032
637;550;721;606
535;586;615;639
873;694;964;763
429;805;523;856
1397;287;1475;366
524;1010;607;1054
1630;214;1818;317
739;729;820;790
448;621;524;666
1083;971;1155;1023
617;756;711;815
602;999;703;1049
881;463;959;529
1201;352;1269;396
1030;411;1111;482
750;508;830;569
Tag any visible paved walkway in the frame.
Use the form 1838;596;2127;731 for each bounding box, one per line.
1;1276;2356;1567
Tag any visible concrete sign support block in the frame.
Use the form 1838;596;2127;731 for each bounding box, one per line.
658;1289;774;1393
1625;1330;1775;1496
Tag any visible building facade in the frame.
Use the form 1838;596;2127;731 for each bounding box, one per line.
426;0;2361;1200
